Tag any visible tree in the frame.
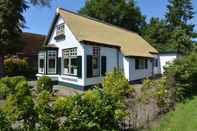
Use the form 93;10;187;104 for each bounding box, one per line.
79;0;145;34
166;0;194;30
166;0;195;54
142;18;172;52
0;0;50;55
0;0;28;55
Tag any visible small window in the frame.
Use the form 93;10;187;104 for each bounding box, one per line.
56;23;65;35
135;58;148;70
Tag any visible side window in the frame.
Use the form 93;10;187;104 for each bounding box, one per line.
47;50;57;74
38;52;45;74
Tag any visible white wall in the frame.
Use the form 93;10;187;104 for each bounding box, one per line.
83;44;120;86
159;53;177;74
47;16;85;86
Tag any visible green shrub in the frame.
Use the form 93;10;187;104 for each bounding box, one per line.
0;110;12;131
3;57;35;79
53;88;126;131
37;76;53;93
1;77;35;130
103;68;133;99
0;76;26;98
52;69;132;130
165;52;197;101
34;90;58;131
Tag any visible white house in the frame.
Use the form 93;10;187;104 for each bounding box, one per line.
159;52;178;74
36;8;161;90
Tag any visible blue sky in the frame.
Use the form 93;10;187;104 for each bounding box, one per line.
23;0;197;35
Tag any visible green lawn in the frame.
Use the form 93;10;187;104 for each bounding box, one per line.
148;96;197;131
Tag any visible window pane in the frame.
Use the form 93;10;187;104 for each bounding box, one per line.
64;59;69;68
40;59;44;68
49;59;55;68
92;57;98;69
71;58;78;75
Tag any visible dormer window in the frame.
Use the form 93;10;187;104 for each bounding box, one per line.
55;23;65;40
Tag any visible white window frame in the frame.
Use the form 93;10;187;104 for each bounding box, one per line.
47;50;57;74
38;52;45;74
63;48;78;76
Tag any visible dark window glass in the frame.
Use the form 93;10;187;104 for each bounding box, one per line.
135;59;139;69
40;59;44;68
145;59;148;69
71;58;78;74
49;59;55;68
155;59;158;67
64;58;69;68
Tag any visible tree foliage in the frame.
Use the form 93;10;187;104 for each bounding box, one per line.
0;0;50;55
0;76;36;130
142;18;171;52
165;52;197;101
0;0;28;54
79;0;145;34
142;0;195;54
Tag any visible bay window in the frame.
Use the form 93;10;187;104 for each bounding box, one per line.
63;48;78;76
47;50;57;74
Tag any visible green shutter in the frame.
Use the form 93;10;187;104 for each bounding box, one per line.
101;56;107;76
87;55;92;78
77;56;82;78
57;57;61;75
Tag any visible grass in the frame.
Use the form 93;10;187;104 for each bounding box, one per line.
147;96;197;131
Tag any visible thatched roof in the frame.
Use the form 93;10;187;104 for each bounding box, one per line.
47;8;158;58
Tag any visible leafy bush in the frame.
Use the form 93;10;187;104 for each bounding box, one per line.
165;52;197;101
0;76;26;98
37;76;53;93
103;68;133;99
1;77;36;130
53;89;126;131
0;110;12;131
52;69;132;131
34;90;58;131
3;57;35;79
